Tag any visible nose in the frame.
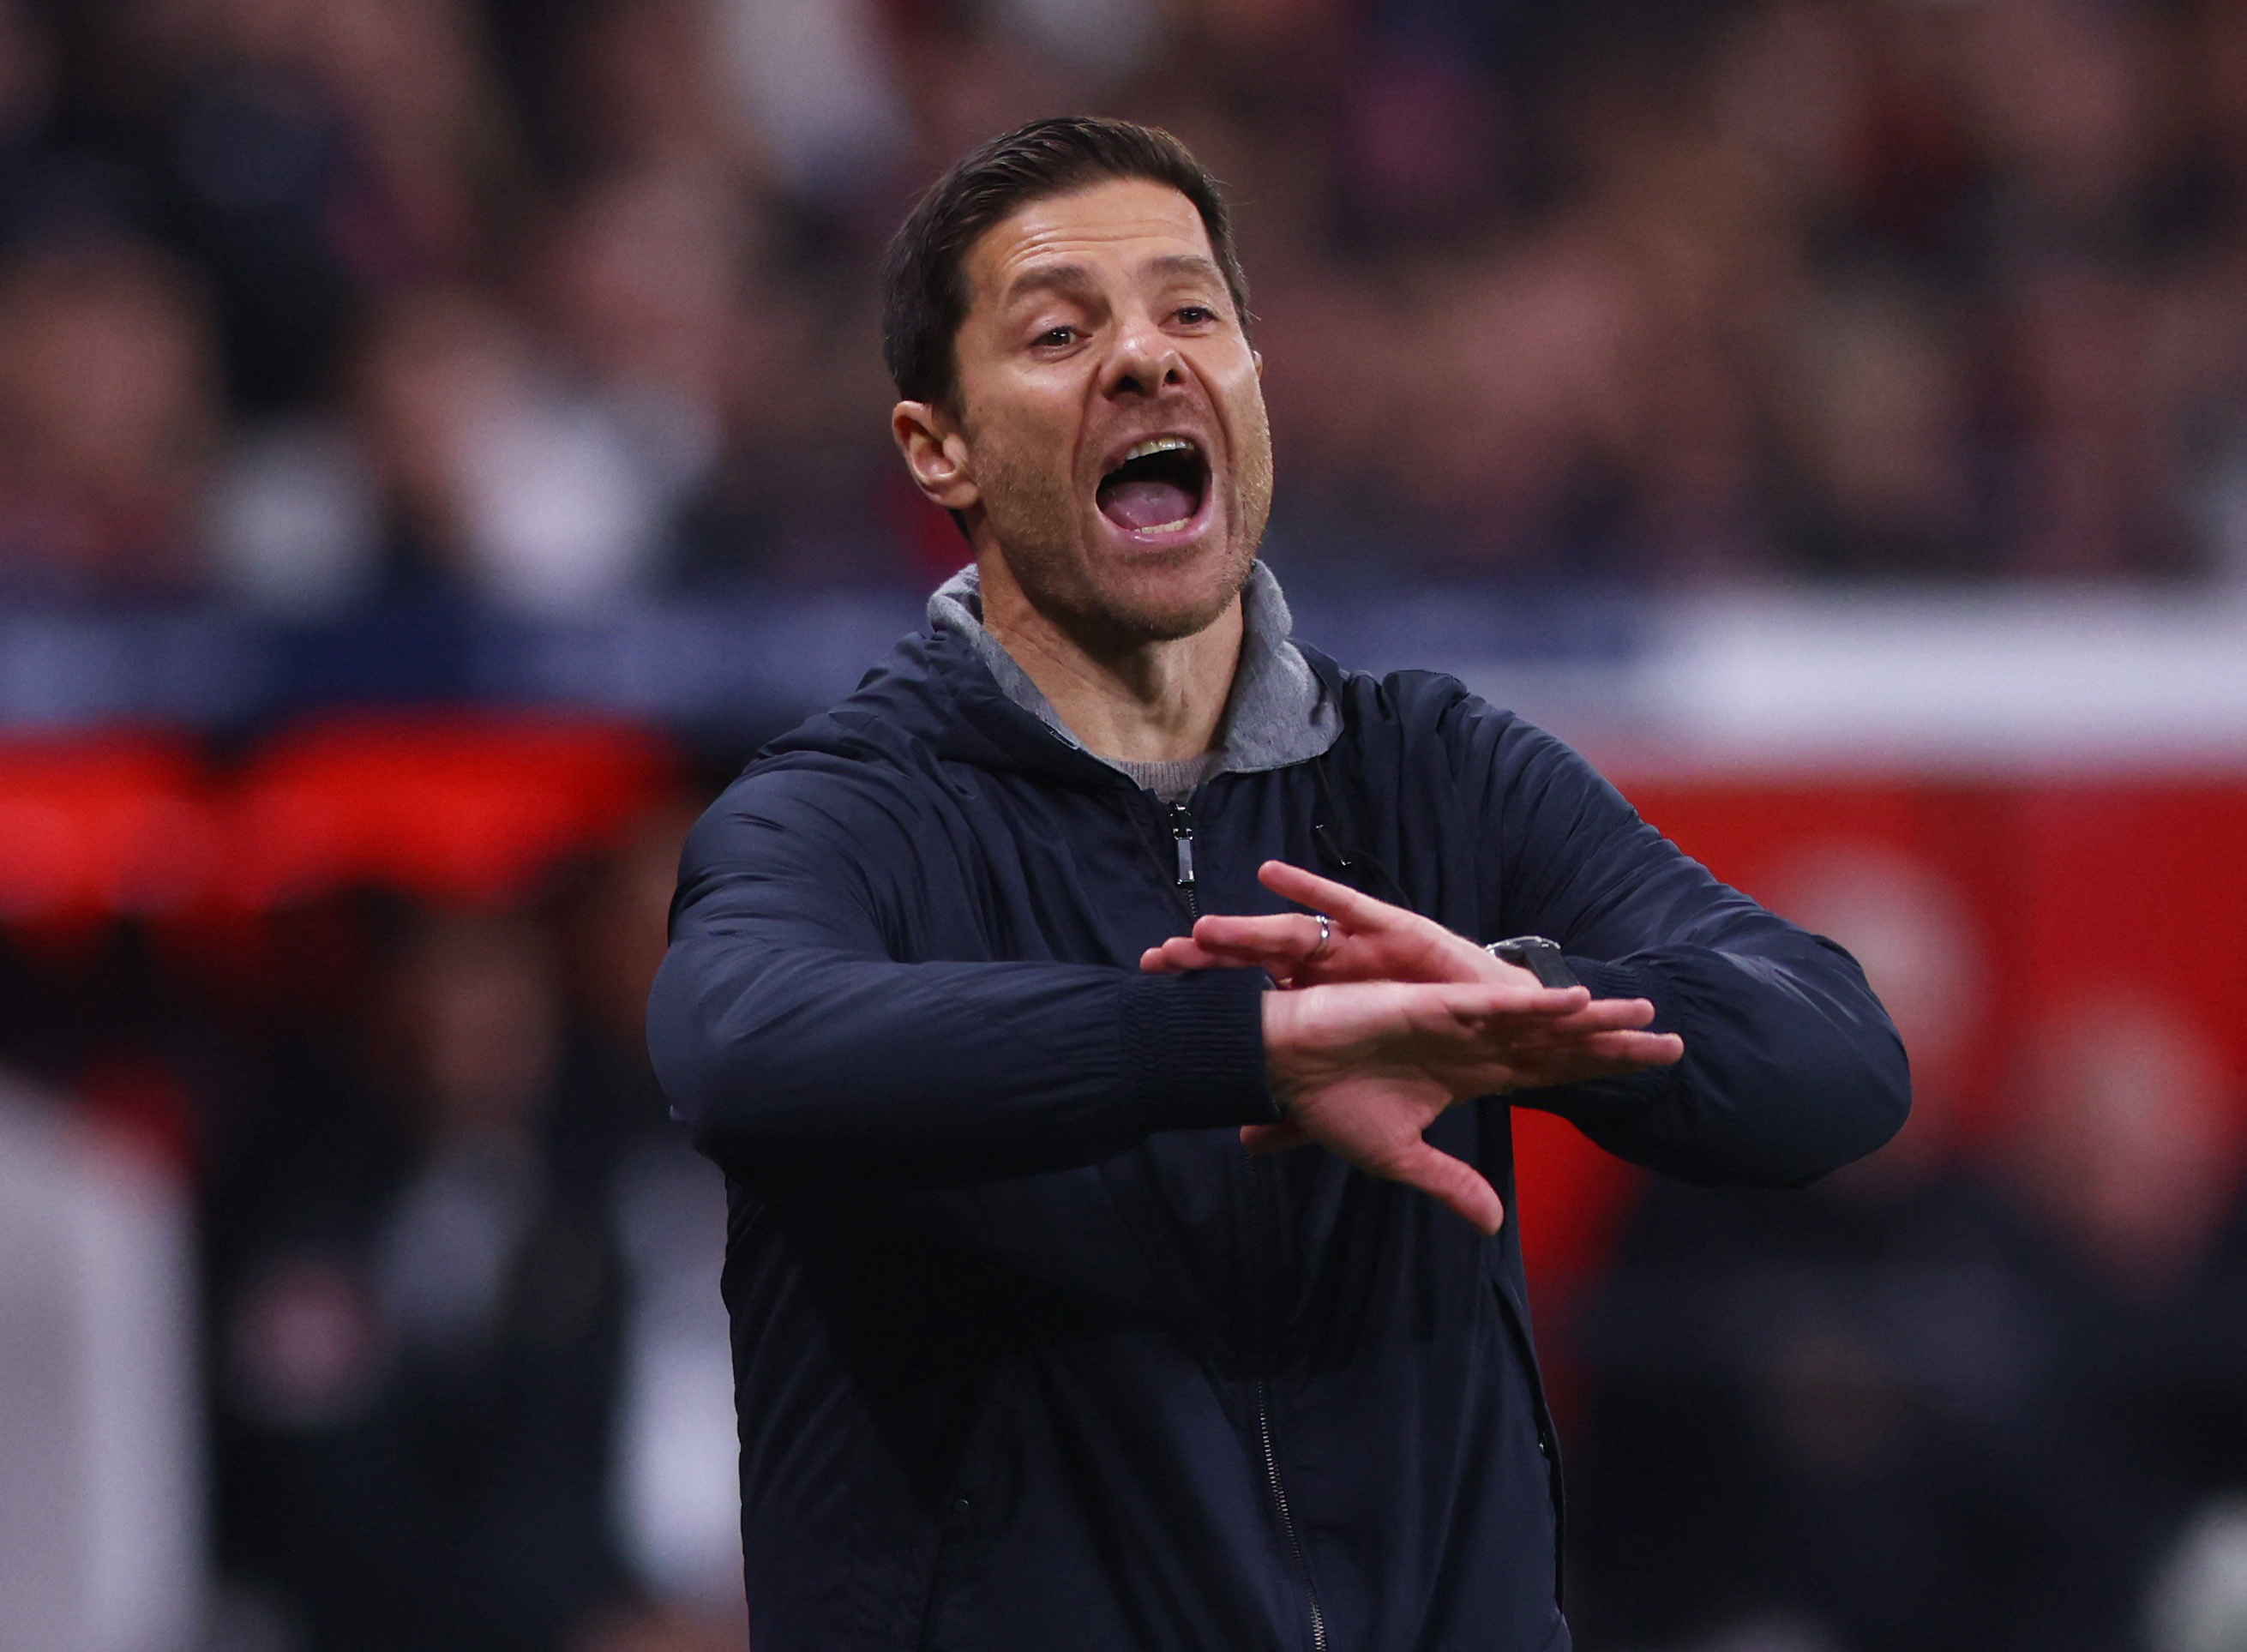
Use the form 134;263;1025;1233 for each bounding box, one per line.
1102;310;1184;400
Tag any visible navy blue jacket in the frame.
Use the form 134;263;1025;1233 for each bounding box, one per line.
648;622;1909;1651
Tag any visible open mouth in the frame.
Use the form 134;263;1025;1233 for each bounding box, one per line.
1095;436;1210;537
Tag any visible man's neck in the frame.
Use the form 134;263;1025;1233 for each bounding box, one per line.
976;556;1242;764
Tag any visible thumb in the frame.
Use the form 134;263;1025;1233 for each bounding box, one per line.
1389;1140;1506;1235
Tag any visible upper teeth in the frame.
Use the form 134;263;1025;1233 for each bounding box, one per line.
1125;436;1194;463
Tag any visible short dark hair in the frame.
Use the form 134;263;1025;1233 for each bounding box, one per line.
880;116;1251;411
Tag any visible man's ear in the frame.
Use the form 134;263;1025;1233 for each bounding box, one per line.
1253;349;1264;380
892;401;981;513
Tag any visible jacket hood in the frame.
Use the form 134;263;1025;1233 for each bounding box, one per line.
760;562;1340;791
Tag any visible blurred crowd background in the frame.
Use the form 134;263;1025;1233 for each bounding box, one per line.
2;0;2246;601
4;0;2247;1650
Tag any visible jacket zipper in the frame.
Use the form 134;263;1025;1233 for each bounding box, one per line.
1244;1148;1328;1652
1489;1276;1568;1607
1163;793;1323;1648
1256;1374;1328;1652
1168;801;1199;918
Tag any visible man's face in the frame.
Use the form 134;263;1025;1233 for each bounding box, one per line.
896;177;1273;642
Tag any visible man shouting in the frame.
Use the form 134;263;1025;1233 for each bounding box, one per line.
649;116;1908;1651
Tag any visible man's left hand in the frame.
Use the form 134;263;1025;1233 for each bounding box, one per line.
1141;857;1685;1138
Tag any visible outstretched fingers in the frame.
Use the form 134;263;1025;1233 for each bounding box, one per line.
1257;860;1395;929
1140;936;1224;974
1387;1140;1505;1234
1187;914;1325;972
1503;1029;1686;1090
1421;979;1593;1030
1141;916;1335;978
1536;995;1659;1033
1583;1027;1686;1066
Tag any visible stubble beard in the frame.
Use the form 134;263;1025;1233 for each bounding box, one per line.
972;398;1276;649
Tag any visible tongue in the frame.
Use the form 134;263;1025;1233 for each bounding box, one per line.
1098;477;1196;532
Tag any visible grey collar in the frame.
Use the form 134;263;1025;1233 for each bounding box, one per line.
928;562;1340;778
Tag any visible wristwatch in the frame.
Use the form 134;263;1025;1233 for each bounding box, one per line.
1485;935;1578;988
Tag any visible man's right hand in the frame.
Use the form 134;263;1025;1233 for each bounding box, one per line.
1259;976;1673;1234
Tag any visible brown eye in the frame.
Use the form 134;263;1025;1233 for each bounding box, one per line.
1038;327;1075;348
1177;306;1215;326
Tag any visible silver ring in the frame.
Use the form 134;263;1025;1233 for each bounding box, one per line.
1308;912;1334;961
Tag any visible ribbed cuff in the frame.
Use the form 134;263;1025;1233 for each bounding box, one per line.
1570;956;1679;1035
1119;968;1278;1131
1538;955;1685;1115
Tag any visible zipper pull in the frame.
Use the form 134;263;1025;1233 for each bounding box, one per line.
1168;802;1196;889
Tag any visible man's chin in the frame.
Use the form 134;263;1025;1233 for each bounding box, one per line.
1082;548;1253;643
1102;599;1231;644
984;502;1256;648
1073;509;1255;628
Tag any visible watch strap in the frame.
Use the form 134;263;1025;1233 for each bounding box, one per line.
1485;935;1579;988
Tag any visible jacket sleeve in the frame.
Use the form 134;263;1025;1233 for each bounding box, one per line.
1453;700;1911;1186
646;760;1273;1186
